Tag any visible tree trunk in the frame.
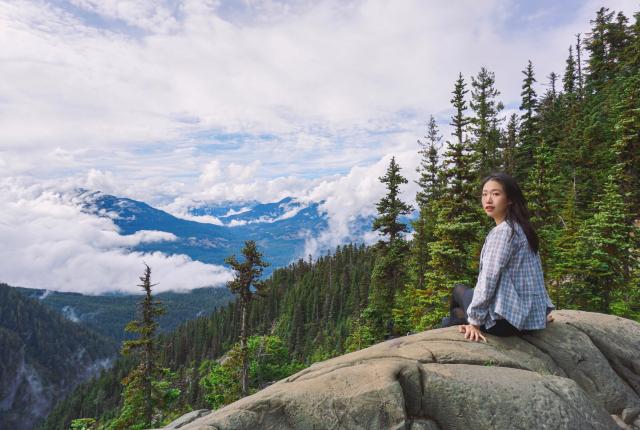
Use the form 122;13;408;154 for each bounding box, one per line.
240;300;249;397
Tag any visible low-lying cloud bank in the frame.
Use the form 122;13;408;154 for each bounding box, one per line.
0;178;232;294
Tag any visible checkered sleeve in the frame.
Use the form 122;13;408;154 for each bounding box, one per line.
467;226;517;327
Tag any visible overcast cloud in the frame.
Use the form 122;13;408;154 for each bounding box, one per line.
1;0;637;293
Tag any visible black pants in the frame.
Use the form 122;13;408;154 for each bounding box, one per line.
445;284;528;337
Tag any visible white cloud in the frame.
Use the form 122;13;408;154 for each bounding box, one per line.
3;0;636;187
1;0;638;287
69;0;180;33
303;148;420;255
0;178;232;294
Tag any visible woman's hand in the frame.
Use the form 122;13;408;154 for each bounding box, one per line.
458;324;487;342
547;313;554;323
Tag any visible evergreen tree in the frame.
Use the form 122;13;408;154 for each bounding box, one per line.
224;241;269;397
585;7;615;90
371;156;413;243
516;60;538;183
413;116;442;289
470;67;504;178
547;181;580;309
362;156;413;341
612;50;640;219
575;168;635;314
111;265;166;430
576;34;585;96
422;74;482;329
415;116;443;208
563;45;577;95
501;113;518;174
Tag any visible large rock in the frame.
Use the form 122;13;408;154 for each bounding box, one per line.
169;311;640;430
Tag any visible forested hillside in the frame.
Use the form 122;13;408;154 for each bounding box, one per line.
40;244;376;429
17;287;234;342
39;6;639;430
0;284;117;430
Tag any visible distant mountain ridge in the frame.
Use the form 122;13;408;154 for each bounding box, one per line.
78;190;330;273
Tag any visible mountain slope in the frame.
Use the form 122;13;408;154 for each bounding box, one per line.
0;284;118;430
39;244;376;430
17;287;235;343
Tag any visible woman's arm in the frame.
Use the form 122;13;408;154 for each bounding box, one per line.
466;226;517;327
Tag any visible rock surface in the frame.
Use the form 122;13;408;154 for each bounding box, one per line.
167;311;640;430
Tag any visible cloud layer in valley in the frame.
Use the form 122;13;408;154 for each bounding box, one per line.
0;178;232;294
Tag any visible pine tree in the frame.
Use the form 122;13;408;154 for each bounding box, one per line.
614;37;640;218
501;113;518;175
413;115;442;289
363;156;413;340
585;7;615;91
415;116;442;209
576;168;634;314
563;45;577;95
470;67;504;178
225;241;270;397
516;60;538;183
548;181;580;309
576;34;585;96
422;74;482;329
371;156;413;243
112;264;166;430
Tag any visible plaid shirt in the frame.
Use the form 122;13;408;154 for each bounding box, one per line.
466;221;555;330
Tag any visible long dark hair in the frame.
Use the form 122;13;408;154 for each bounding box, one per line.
481;172;539;253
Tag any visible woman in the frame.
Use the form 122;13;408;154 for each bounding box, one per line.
443;172;555;342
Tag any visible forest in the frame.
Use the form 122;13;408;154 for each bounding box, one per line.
40;7;639;430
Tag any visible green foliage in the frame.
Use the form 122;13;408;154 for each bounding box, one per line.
372;156;414;242
413;116;443;289
199;335;304;410
107;265;176;430
516;59;538;183
470;66;504;177
69;418;96;430
224;240;270;396
359;156;414;342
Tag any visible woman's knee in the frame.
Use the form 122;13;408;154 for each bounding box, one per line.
452;283;469;303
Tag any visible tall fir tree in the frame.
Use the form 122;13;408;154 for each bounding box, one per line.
470;67;504;179
361;156;413;341
501;113;518;175
111;265;166;430
516;60;538;183
421;74;482;329
576;33;585;96
575;166;635;315
563;45;577;95
413;115;442;289
225;241;270;397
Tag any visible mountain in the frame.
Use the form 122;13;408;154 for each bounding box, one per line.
16;287;235;343
188;200;259;218
79;191;329;273
0;283;118;430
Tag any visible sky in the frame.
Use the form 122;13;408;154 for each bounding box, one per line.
1;0;637;294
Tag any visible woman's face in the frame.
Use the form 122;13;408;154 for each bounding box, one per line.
481;180;511;224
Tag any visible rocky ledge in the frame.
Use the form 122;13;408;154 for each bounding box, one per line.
162;310;640;430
